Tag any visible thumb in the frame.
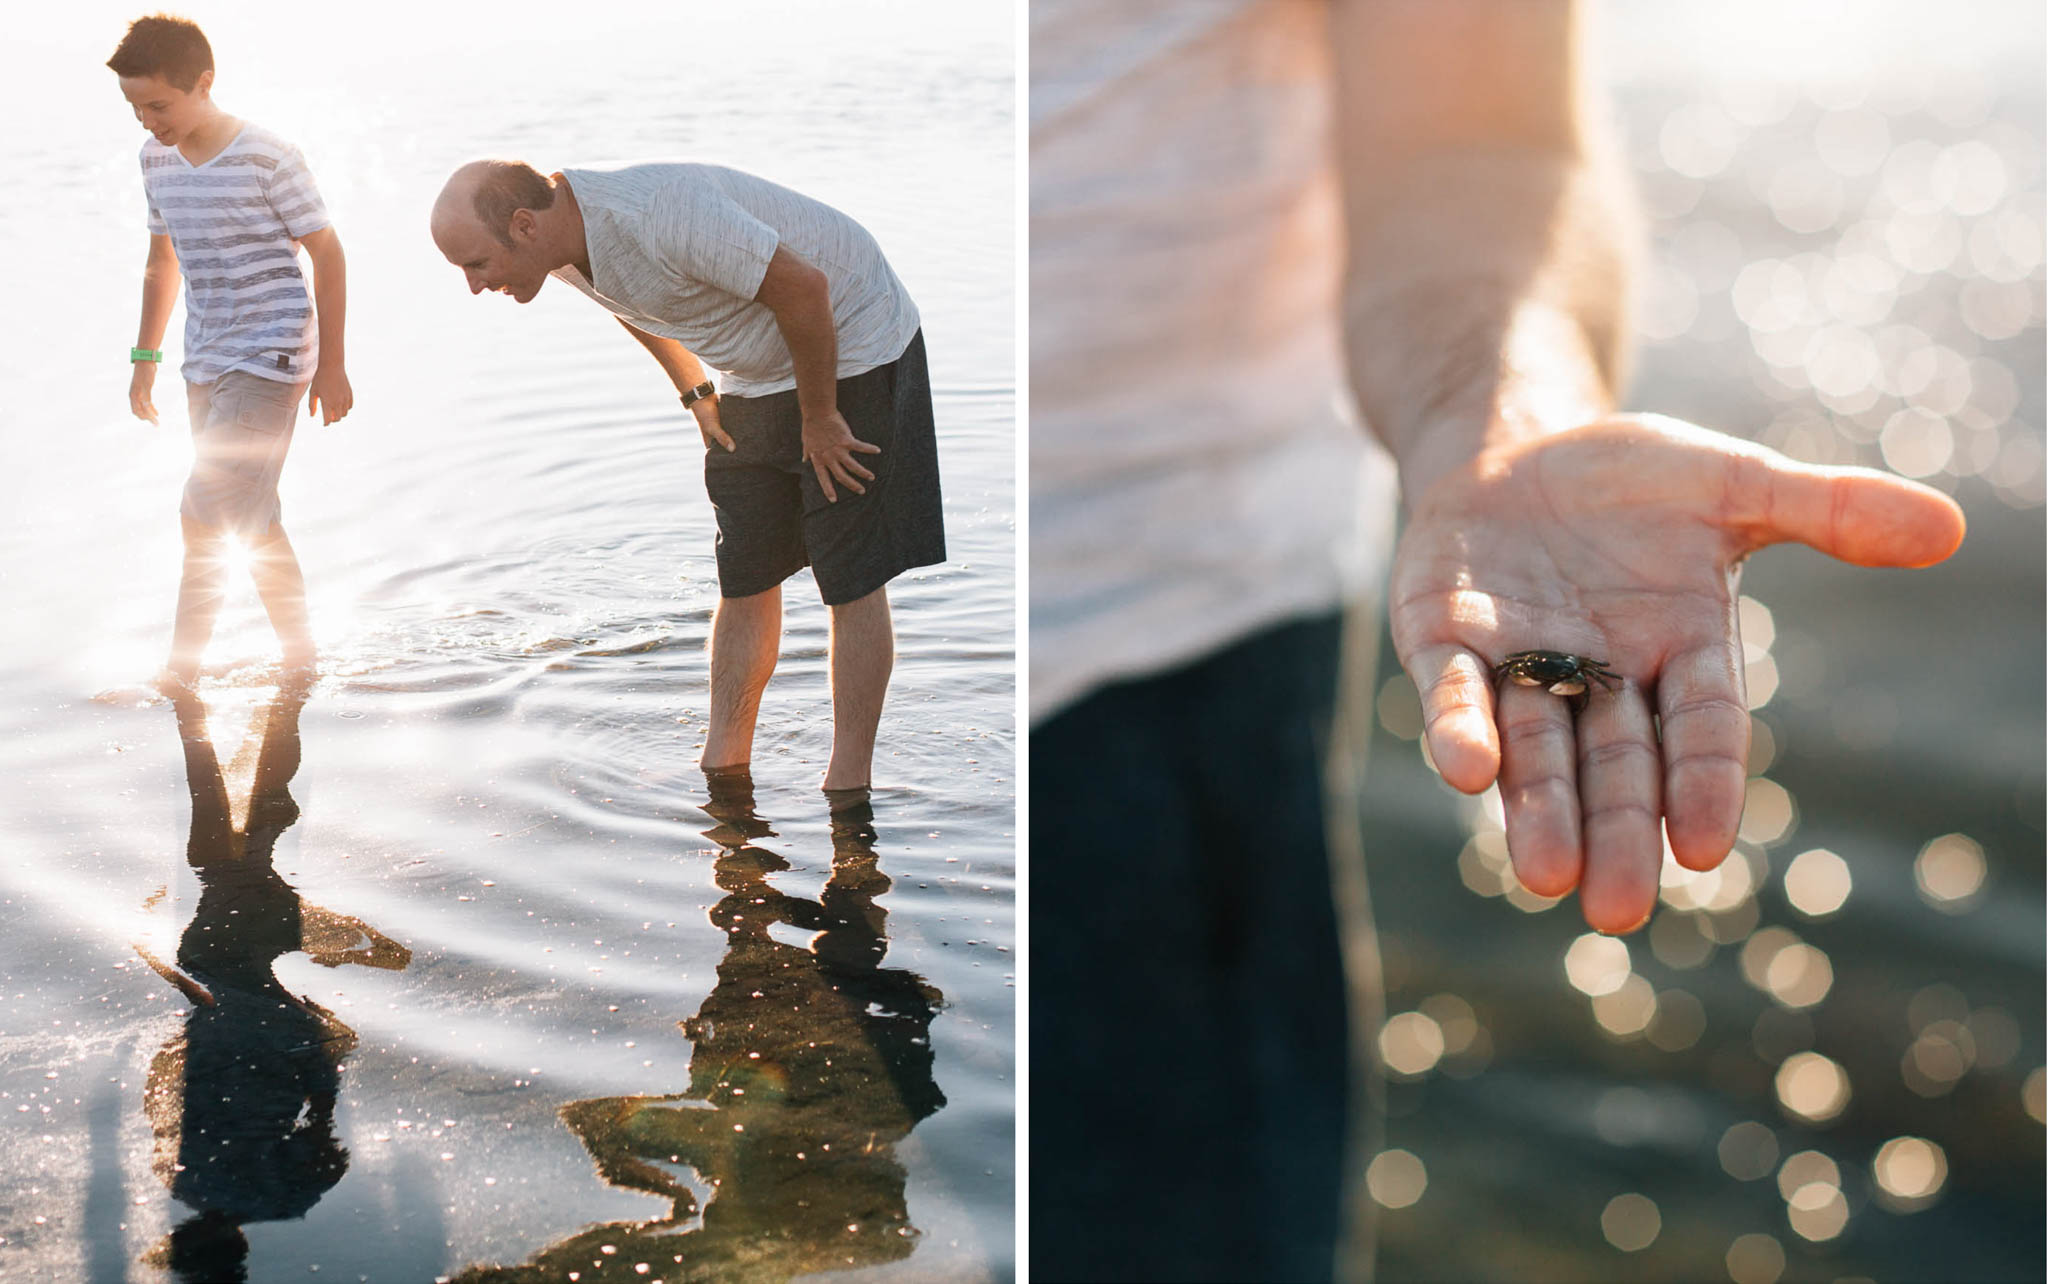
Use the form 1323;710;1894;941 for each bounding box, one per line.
1741;454;1966;568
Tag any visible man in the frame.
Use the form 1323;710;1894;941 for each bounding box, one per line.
1030;2;1965;1280
430;160;942;793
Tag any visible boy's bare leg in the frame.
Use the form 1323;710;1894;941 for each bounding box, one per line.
824;586;893;792
247;522;316;672
164;515;230;687
702;585;782;772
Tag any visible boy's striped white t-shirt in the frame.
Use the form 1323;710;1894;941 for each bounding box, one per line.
142;122;329;385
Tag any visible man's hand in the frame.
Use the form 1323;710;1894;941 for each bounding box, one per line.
1391;414;1966;935
307;364;353;425
692;397;736;452
129;362;160;425
801;409;880;502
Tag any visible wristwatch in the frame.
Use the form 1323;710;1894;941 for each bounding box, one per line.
680;380;716;409
131;347;164;363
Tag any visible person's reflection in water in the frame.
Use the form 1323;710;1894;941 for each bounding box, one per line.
452;773;946;1283
134;687;411;1282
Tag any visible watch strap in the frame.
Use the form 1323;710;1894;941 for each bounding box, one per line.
131;347;164;363
680;380;716;408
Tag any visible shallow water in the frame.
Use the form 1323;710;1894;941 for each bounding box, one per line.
1359;5;2043;1281
0;5;1013;1281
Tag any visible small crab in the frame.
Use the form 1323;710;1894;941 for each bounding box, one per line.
1492;650;1621;700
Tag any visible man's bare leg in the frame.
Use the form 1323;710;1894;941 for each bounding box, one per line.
164;515;231;688
824;586;893;792
248;522;316;673
703;585;783;772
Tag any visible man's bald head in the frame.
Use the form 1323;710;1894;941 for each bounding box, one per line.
432;159;569;303
433;159;555;248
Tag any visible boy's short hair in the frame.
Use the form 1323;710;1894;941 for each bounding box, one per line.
107;15;214;91
470;161;558;247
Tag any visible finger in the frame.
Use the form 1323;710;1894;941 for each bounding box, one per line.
1741;451;1966;568
1575;679;1663;933
1657;641;1749;870
849;438;883;455
307;389;321;418
1496;682;1583;896
829;458;867;496
812;459;838;503
845;458;876;482
711;424;736;451
1406;643;1498;794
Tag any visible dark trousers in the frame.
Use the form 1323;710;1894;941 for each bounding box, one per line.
1030;613;1349;1283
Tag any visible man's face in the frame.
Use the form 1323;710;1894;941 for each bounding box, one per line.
118;72;212;148
433;210;549;304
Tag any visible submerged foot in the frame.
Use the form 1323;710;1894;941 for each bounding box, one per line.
278;651;319;697
823;783;872;813
152;665;199;699
701;766;773;843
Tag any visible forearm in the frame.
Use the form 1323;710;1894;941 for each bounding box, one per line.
616;318;709;392
308;239;348;370
136;244;179;351
1332;0;1641;505
772;288;839;421
1343;151;1638;503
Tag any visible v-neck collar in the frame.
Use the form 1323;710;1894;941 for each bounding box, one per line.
176;119;247;170
557;171;605;296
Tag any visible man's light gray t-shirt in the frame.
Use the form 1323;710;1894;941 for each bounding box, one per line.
553;164;920;398
141;123;329;385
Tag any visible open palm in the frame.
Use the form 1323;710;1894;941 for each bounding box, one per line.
1390;413;1966;933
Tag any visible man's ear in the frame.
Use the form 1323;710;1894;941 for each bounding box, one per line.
510;208;538;243
194;68;215;97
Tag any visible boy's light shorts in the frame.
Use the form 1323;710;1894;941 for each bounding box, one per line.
183;371;303;536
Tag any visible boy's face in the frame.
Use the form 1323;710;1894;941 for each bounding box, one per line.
118;71;215;147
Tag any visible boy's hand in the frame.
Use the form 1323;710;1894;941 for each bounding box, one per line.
129;363;160;425
308;364;352;425
800;409;880;503
690;397;736;453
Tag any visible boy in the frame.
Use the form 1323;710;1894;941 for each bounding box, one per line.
110;14;351;691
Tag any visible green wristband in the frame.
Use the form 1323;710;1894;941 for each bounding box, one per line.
130;347;164;363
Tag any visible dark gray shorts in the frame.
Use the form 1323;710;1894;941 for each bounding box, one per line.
706;330;945;605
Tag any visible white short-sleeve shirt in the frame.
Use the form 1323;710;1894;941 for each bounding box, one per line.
553;164;921;397
1030;0;1397;722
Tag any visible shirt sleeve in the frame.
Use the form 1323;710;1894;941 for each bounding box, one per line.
142;147;167;235
648;172;780;301
266;144;332;239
